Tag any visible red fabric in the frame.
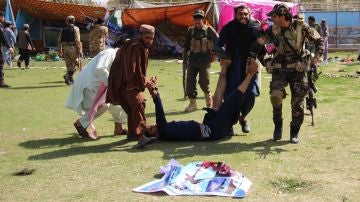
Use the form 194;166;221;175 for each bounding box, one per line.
10;0;106;23
122;2;211;27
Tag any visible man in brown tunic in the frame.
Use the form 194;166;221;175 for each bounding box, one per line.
107;24;156;148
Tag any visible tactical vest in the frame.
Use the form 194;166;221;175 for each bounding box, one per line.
189;26;213;53
61;25;76;42
271;20;306;62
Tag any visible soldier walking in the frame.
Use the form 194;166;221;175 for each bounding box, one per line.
58;15;82;85
89;18;108;58
183;10;218;112
250;4;324;143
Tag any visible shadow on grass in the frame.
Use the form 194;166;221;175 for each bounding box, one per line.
140;139;289;160
38;81;65;84
22;135;288;160
23;137;134;161
5;85;65;90
19;133;100;149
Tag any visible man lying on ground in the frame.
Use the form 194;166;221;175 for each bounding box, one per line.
144;59;259;142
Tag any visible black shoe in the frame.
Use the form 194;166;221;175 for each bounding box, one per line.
63;74;71;85
127;134;137;141
136;136;156;148
273;120;283;141
17;60;21;68
73;120;89;138
240;120;250;133
227;127;235;136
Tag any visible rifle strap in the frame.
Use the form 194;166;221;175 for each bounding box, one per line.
281;29;303;62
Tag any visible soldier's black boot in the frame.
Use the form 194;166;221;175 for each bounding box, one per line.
290;126;300;144
273;119;282;141
68;71;75;85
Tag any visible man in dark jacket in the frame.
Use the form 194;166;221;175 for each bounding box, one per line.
213;5;262;134
16;24;35;69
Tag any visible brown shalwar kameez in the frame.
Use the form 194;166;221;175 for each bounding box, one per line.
106;39;149;138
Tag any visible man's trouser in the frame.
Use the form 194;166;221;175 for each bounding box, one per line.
118;90;146;137
19;49;31;66
79;88;126;128
63;45;79;72
206;90;244;140
270;68;308;129
0;59;4;81
186;54;211;98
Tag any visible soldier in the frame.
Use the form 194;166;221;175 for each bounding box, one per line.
183;10;218;112
89;18;108;58
58;15;82;85
319;19;329;62
307;16;321;55
250;4;324;143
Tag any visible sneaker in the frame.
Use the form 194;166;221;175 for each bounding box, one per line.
17;60;21;68
63;74;71;85
136;136;156;148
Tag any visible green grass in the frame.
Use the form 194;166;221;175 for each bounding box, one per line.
0;54;359;201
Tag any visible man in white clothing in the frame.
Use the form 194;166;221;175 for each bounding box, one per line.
66;47;127;139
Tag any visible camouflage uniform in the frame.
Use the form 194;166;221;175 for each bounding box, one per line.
89;24;108;57
183;10;218;111
307;17;321;55
250;4;324;143
58;16;82;85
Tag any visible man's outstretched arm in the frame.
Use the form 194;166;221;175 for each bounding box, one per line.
238;58;259;93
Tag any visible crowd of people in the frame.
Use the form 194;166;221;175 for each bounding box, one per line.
1;4;327;148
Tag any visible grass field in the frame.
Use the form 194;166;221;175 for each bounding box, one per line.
0;52;359;201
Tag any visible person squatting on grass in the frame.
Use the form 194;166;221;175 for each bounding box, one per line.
66;47;127;140
106;24;158;148
144;58;259;142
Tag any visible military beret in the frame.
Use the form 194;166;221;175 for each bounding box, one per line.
139;24;155;34
266;3;291;17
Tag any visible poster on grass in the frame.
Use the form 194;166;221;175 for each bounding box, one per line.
133;160;252;198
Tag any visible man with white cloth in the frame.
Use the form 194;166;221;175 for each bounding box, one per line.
66;48;127;140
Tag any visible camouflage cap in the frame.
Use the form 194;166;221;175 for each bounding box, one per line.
266;3;290;17
193;9;205;18
23;24;29;28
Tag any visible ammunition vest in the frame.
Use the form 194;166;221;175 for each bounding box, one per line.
189;26;213;53
61;25;76;42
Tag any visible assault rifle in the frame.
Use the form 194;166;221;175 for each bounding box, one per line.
306;64;321;126
182;54;188;99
